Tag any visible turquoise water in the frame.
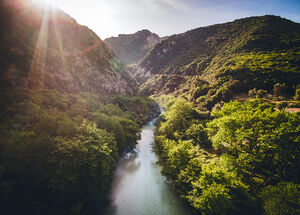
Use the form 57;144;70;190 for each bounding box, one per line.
104;118;192;215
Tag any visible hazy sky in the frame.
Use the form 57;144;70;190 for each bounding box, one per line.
37;0;300;39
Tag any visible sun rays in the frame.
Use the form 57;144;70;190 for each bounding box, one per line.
52;9;68;74
27;0;75;88
29;3;50;88
24;0;106;89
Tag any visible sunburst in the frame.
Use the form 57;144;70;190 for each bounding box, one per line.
28;0;68;88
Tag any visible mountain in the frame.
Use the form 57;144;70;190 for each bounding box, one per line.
104;30;161;65
0;1;159;214
0;0;137;96
132;15;300;109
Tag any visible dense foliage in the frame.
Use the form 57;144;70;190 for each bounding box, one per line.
0;89;156;215
155;99;300;215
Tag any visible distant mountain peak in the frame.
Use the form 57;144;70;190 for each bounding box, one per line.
136;29;158;36
105;30;162;65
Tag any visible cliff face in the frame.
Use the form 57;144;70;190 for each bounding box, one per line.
0;0;137;96
131;16;300;109
104;30;161;65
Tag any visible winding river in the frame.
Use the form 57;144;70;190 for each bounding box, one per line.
104;115;192;215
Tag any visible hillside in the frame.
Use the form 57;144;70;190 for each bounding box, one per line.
105;30;161;65
0;0;136;96
0;1;159;214
133;15;300;109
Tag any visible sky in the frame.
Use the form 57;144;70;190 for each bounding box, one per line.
36;0;300;39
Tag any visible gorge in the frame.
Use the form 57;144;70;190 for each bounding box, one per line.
0;1;299;215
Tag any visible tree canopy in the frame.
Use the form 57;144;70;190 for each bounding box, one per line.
155;99;300;215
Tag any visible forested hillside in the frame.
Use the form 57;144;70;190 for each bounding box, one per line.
133;15;300;110
145;15;300;215
0;1;158;214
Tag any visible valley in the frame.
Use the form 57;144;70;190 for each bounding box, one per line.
0;1;299;215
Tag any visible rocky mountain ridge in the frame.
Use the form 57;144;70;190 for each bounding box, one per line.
104;29;161;65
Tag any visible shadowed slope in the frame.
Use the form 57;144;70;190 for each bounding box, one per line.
0;0;137;96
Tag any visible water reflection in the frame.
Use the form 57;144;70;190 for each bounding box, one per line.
104;121;193;215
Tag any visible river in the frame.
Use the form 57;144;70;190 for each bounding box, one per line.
104;116;193;215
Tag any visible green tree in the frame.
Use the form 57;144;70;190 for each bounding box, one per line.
186;155;256;215
158;99;197;139
207;100;300;184
185;123;211;148
48;120;118;214
260;182;300;215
